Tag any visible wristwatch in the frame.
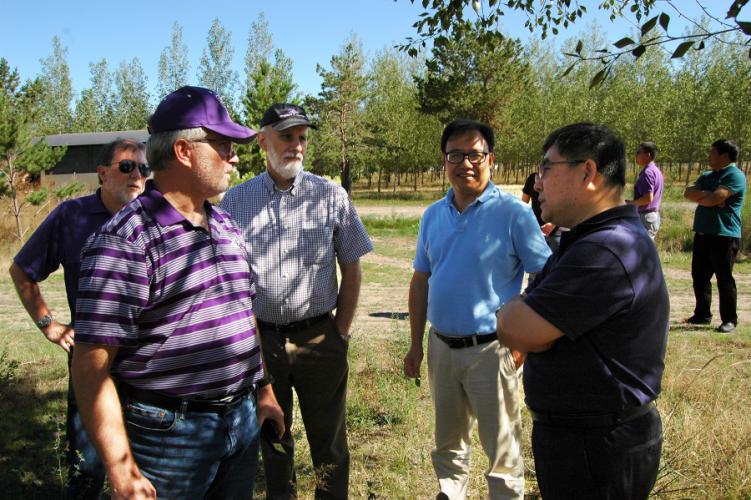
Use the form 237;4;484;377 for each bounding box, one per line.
35;315;53;329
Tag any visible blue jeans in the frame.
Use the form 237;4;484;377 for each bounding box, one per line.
66;353;105;499
123;394;260;499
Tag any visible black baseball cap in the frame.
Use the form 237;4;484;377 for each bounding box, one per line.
260;103;317;131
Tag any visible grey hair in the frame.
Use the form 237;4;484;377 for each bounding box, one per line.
146;127;208;171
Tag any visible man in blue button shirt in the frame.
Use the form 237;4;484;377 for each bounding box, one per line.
403;119;550;499
498;123;669;500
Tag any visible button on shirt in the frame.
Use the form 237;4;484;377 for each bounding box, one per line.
75;182;263;399
413;182;551;335
220;171;373;324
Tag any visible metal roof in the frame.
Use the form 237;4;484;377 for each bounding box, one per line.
45;130;149;147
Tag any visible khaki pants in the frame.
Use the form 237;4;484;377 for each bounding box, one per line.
428;329;524;500
260;316;350;499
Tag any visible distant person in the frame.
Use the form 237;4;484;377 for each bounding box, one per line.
684;139;746;333
220;103;372;499
628;141;664;239
498;123;669;500
9;139;148;499
403;119;550;499
71;86;284;498
522;171;562;252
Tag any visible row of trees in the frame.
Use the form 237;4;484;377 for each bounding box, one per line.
2;12;750;200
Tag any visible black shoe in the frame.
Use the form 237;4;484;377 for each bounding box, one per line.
716;322;736;333
686;315;712;325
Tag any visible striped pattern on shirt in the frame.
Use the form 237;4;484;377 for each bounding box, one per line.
220;171;373;324
75;183;263;398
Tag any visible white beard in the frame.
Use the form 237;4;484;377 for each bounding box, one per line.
268;147;304;180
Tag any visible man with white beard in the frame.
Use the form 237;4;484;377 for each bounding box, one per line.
220;103;372;500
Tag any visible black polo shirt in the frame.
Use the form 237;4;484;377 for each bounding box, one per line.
523;204;669;415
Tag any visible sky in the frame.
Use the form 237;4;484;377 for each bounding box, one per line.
0;0;734;102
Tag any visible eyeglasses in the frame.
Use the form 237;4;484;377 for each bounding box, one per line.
445;151;489;165
537;158;586;179
191;138;236;159
109;160;151;177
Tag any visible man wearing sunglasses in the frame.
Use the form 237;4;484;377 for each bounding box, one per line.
221;103;372;500
497;123;669;499
403;119;550;499
9;138;147;499
71;86;284;498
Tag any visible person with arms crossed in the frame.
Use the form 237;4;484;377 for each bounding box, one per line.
71;86;284;499
10;138;148;499
220;103;372;499
403;119;550;499
498;123;669;500
684;139;746;333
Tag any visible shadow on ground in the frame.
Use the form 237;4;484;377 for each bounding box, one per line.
368;312;409;321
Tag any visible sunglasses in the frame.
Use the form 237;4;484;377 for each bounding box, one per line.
110;160;151;177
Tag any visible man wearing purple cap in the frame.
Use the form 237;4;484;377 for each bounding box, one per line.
10;139;148;499
221;103;373;499
72;86;284;498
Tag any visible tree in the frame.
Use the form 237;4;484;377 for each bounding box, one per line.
198;18;238;113
363;48;442;191
0;59;64;241
72;59;114;132
400;1;751;86
314;36;369;193
112;58;150;130
239;13;298;175
157;22;190;99
415;21;529;132
37;36;73;134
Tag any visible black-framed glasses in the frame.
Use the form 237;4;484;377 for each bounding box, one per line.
191;138;236;159
445;151;489;165
110;160;151;177
538;158;585;179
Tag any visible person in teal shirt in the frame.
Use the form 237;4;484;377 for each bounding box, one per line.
684;139;746;333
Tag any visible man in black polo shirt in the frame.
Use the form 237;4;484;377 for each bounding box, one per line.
497;123;669;499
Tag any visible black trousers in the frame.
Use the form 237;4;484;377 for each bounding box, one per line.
531;407;662;500
691;233;740;324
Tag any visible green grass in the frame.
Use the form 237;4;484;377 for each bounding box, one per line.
361;216;421;239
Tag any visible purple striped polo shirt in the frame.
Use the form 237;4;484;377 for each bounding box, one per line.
75;181;264;398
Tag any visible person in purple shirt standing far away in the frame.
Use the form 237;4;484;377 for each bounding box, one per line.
10;138;148;499
498;123;669;500
627;141;664;239
71;86;284;499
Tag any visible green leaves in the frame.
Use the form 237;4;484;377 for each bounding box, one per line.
672;41;694;59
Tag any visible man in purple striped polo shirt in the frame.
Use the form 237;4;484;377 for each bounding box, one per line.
71;86;284;499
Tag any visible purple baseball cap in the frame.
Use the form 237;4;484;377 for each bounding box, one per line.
148;86;256;143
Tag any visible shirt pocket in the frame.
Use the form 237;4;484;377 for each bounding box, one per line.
301;223;335;266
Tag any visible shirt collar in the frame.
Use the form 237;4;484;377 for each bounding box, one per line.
443;181;498;209
560;204;639;251
261;170;304;196
138;179;216;228
88;188;111;215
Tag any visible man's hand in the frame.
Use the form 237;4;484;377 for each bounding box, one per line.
256;385;285;438
403;345;423;379
540;222;556;236
109;465;157;500
42;320;75;353
511;349;526;370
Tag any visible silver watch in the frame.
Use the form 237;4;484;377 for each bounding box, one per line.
35;315;53;329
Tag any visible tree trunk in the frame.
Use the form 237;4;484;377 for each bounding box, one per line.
341;159;352;194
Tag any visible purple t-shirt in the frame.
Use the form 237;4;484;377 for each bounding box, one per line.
13;191;111;319
523;204;669;414
75;182;264;398
633;161;664;213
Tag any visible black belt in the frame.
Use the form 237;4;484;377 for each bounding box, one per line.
258;312;331;334
121;384;253;414
528;401;656;428
434;331;497;349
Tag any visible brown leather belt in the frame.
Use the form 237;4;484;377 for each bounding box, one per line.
257;312;331;334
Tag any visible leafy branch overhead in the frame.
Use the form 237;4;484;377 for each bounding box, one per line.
398;0;751;87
